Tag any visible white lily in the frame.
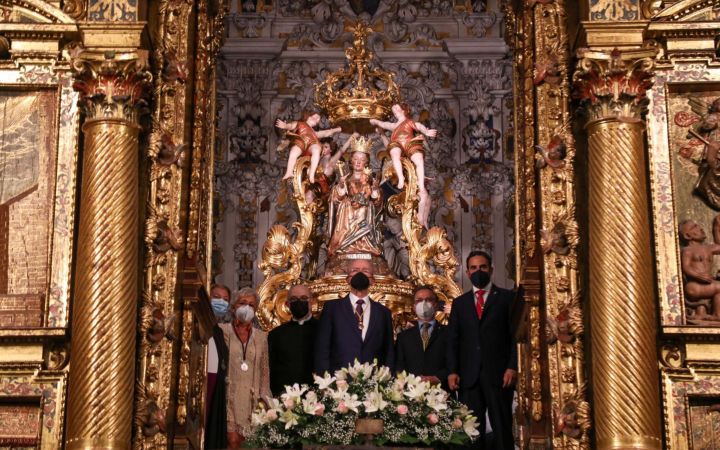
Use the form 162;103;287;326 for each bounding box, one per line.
280;383;307;407
314;373;336;390
463;415;480;437
375;365;392;382
363;389;388;413
425;390;449;412
404;379;429;400
279;409;299;429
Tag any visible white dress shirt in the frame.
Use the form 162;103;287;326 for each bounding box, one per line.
349;292;372;340
472;282;493;308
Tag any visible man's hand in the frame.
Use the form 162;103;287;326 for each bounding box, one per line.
448;373;460;391
502;369;517;388
421;375;441;385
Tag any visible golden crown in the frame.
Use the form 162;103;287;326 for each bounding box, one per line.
349;135;373;155
315;23;401;132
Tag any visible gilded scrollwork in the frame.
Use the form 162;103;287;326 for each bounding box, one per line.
135;0;194;447
660;342;685;369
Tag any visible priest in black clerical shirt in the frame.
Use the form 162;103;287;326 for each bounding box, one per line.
268;284;319;396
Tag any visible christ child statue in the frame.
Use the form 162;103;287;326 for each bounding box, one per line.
275;112;342;183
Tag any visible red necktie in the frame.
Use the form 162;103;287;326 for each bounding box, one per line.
475;290;485;319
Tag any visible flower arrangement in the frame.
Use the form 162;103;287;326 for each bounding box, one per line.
248;360;479;448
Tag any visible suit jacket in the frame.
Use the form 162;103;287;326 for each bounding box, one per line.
447;285;518;388
314;295;395;374
395;323;449;390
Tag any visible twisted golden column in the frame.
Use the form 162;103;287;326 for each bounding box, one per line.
574;49;662;450
66;119;140;450
586;119;661;449
65;49;150;450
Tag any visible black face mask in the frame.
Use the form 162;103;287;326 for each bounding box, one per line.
349;272;371;291
289;300;310;319
470;270;490;288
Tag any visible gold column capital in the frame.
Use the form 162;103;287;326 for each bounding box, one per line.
572;47;657;123
71;49;152;123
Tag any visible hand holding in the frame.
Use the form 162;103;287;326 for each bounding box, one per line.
448;373;460;391
502;369;517;388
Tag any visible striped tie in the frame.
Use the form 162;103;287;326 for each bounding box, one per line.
355;299;365;331
421;323;430;350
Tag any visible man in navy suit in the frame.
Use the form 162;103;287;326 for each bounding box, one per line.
314;258;395;374
395;286;448;390
447;250;517;450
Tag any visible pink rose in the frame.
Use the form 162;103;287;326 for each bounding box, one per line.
427;413;439;425
315;404;325;416
336;379;348;389
452;418;462;429
266;410;278;421
283;398;295;409
397;404;408;415
336;401;349;414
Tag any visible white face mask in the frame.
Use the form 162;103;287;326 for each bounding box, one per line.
414;301;435;321
235;304;255;323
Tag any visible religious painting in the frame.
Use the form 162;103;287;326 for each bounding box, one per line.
0;90;58;329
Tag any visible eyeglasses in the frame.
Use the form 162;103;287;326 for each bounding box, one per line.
288;296;311;302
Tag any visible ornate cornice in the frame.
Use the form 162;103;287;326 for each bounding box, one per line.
572;48;657;123
71;50;152;123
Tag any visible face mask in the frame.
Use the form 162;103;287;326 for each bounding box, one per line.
349;272;370;291
211;298;229;317
289;301;310;319
470;270;491;288
414;301;435;321
235;304;255;323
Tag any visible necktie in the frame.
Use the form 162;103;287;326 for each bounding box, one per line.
421;323;431;350
475;290;485;319
355;299;365;331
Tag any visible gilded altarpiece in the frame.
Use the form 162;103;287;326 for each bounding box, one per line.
214;0;516;295
644;2;720;447
0;1;80;448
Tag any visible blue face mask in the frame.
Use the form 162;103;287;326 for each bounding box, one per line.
211;298;229;317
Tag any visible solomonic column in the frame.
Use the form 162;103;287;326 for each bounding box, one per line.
65;26;151;450
573;48;662;450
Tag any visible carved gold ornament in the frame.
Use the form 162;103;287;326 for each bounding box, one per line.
314;22;401;131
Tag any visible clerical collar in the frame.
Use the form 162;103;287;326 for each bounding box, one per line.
293;315;312;325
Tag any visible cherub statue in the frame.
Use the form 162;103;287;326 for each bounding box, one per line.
679;216;720;323
275;112;342;184
370;104;437;227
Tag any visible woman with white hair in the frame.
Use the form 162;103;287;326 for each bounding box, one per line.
219;287;270;449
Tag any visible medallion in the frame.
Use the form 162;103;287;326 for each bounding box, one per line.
241;361;249;371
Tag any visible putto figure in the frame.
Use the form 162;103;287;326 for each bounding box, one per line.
276;112;342;184
679;216;720;323
370;103;437;227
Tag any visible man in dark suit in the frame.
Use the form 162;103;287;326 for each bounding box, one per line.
269;284;318;396
314;258;395;374
395;286;448;390
447;250;517;450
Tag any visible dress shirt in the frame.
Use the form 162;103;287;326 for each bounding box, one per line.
349;292;371;340
293;313;313;325
417;319;437;336
473;282;493;318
